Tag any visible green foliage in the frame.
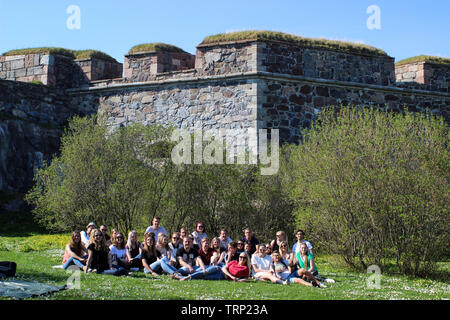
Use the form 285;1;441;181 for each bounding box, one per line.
285;106;449;276
26;116;175;234
200;30;388;56
128;43;186;54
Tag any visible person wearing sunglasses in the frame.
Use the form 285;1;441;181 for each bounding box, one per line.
168;232;183;267
191;221;208;248
221;252;251;282
85;230;128;276
270;231;287;253
251;244;283;284
109;232;128;270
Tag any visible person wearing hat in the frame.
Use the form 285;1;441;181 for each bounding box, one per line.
81;222;97;246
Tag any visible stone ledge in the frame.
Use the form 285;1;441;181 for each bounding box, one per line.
68;71;450;99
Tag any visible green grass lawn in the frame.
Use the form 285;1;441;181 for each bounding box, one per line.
0;232;449;300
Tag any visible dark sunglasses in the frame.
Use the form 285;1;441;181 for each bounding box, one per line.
239;256;247;260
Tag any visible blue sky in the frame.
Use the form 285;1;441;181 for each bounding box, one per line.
1;0;449;63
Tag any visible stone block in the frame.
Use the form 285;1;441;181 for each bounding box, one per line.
10;59;25;69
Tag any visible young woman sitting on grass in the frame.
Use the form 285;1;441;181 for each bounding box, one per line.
109;232;128;270
278;240;292;265
85;229;128;276
126;230;142;270
62;231;88;270
141;233;162;277
210;237;226;267
292;242;334;285
251;244;284;284
156;233;171;261
222;252;251;282
269;251;291;285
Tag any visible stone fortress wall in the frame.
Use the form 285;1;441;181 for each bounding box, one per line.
0;31;449;198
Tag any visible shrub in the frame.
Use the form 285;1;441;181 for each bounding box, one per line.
285;106;449;276
26;116;175;234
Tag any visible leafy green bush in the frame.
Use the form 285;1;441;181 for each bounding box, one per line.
285;106;449;276
26;116;175;234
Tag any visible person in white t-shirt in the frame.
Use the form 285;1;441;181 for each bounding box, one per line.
218;228;233;250
291;229;313;255
145;216;168;238
109;232;128;269
191;221;208;247
80;222;96;246
250;244;283;284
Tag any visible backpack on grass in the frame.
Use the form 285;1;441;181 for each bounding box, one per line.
0;261;17;279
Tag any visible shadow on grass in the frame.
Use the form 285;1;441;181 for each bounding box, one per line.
0;210;46;237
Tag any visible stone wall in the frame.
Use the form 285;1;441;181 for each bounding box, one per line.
74;58;123;83
69;77;258;149
0;53;123;88
195;41;258;76
0;80;96;194
124;52;195;82
258;41;395;86
396;62;450;92
258;74;449;143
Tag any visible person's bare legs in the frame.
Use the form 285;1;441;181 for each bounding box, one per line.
298;268;321;286
257;272;283;284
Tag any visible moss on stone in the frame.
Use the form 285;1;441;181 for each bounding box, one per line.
128;43;186;54
2;47;75;58
2;48;117;62
200;30;388;57
73;50;118;62
396;55;450;67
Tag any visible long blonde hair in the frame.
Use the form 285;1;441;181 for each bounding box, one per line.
89;229;109;253
126;230;139;249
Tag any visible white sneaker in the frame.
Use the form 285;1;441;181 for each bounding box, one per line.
282;280;289;285
325;278;335;283
319;282;327;288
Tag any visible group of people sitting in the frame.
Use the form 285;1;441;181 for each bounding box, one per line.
61;217;334;288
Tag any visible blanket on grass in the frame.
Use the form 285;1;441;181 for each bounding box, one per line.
0;280;66;299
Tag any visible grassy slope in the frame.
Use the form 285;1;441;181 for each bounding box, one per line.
0;234;448;300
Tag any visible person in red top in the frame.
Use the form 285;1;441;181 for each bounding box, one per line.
175;237;224;281
222;252;251;282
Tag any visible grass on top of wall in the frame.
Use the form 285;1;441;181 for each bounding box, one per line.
128;43;186;54
395;55;450;66
2;47;75;58
73;50;118;62
2;48;117;63
200;30;388;57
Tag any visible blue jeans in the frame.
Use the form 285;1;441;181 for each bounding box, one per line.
144;260;163;274
102;266;129;276
159;257;200;276
189;265;224;280
62;256;87;270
